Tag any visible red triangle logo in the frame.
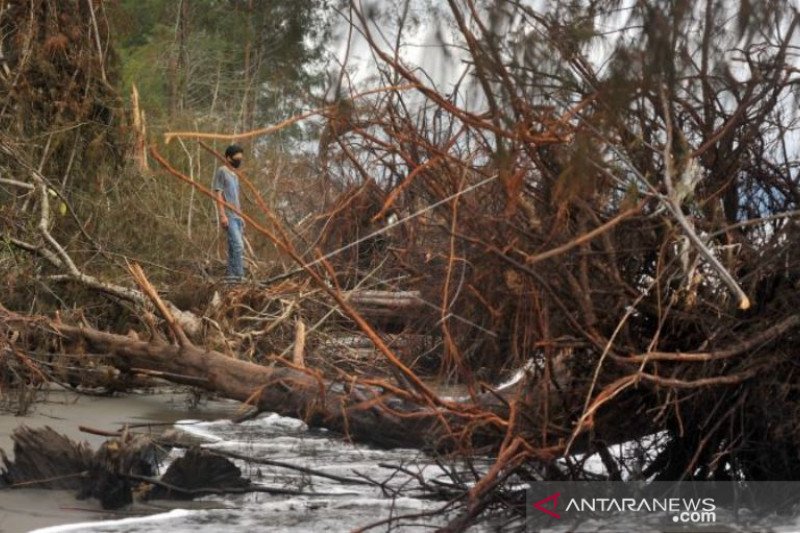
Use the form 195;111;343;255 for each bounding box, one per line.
532;492;561;519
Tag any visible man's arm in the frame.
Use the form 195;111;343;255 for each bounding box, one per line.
215;190;229;228
212;168;228;228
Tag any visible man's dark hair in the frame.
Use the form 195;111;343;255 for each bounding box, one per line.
225;144;243;159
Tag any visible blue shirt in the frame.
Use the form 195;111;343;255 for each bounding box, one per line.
212;166;241;220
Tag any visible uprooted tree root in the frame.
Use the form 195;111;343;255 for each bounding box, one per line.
0;426;268;509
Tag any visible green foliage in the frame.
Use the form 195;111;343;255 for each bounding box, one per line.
108;0;336;145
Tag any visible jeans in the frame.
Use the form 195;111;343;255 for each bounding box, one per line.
226;217;245;280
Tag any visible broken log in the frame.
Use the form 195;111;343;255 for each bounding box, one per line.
345;289;427;326
346;290;423;308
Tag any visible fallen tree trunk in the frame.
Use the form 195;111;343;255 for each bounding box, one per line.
41;321;651;455
0;306;652;454
55;322;484;450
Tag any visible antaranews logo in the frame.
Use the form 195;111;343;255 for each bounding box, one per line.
561;496;716;524
528;484;718;530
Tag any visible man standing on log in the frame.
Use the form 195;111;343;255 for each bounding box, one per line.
213;144;245;282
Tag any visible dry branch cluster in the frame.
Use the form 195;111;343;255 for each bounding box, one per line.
266;1;800;524
0;0;123;180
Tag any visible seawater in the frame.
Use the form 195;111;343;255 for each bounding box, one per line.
29;413;457;533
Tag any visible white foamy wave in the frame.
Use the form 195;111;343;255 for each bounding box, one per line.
173;412;309;443
240;412;309;431
494;359;537;391
170;419;226;442
29;509;193;533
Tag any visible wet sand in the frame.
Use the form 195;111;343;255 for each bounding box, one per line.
0;388;242;533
